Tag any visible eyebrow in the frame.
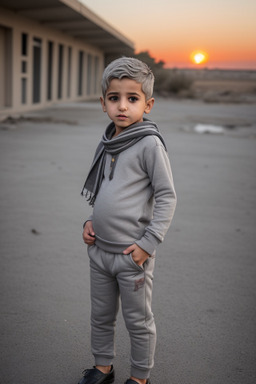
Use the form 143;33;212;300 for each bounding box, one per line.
106;91;141;97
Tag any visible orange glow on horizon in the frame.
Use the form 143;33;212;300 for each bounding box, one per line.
136;48;256;70
190;50;209;65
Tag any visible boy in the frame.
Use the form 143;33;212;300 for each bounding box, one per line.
79;57;176;384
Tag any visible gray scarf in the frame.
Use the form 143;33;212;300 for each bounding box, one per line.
81;119;167;206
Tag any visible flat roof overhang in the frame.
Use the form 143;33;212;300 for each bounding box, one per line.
0;0;135;55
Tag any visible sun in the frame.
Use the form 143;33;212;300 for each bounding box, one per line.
190;50;209;65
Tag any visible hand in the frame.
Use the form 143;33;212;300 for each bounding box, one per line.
123;244;150;266
83;220;96;246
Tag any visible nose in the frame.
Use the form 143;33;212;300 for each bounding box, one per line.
118;98;128;111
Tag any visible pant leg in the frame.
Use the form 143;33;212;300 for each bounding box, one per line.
88;245;120;366
116;254;156;380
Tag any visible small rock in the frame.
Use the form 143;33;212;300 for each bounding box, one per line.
31;229;41;235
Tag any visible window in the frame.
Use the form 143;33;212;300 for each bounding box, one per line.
33;37;42;103
58;44;63;99
21;61;27;73
21;33;28;56
67;47;72;98
21;78;27;104
0;26;12;108
78;50;84;96
87;54;92;95
94;56;100;94
47;41;53;100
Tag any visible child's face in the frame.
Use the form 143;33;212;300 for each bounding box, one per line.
100;78;154;136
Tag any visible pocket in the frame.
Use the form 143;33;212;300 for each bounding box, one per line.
87;244;95;258
129;253;144;272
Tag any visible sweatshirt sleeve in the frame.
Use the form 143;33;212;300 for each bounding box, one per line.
135;138;177;255
83;214;93;228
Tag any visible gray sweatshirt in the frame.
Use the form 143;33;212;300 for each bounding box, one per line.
90;135;176;256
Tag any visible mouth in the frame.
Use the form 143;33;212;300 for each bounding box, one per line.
117;114;128;120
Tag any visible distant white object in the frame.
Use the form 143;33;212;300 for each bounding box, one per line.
194;124;225;134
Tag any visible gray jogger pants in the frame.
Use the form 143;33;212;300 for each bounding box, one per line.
88;244;156;379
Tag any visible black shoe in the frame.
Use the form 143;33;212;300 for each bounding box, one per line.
78;365;115;384
124;380;151;384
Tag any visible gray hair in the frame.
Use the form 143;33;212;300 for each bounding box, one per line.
101;57;154;100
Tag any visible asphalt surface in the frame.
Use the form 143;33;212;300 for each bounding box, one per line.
0;98;256;384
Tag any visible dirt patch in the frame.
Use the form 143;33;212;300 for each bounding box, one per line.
0;115;77;130
192;79;256;103
163;69;256;103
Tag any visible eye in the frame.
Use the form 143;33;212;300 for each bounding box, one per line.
129;96;138;103
108;96;118;101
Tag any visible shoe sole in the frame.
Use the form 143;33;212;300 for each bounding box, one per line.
102;379;114;384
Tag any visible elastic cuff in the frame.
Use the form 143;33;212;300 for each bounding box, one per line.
82;217;93;229
131;366;150;380
94;355;113;367
135;231;161;256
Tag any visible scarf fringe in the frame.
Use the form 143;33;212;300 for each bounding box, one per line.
81;189;96;206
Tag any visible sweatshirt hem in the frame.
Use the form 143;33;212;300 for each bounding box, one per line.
95;237;132;254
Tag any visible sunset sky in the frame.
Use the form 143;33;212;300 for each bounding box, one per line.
80;0;256;70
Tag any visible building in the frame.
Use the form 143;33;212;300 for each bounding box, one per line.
0;0;134;116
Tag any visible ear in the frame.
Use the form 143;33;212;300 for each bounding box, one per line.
100;97;107;112
144;98;155;114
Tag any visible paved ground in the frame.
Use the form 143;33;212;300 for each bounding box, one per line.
1;98;256;384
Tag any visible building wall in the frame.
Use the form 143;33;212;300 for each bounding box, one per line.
0;7;104;116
